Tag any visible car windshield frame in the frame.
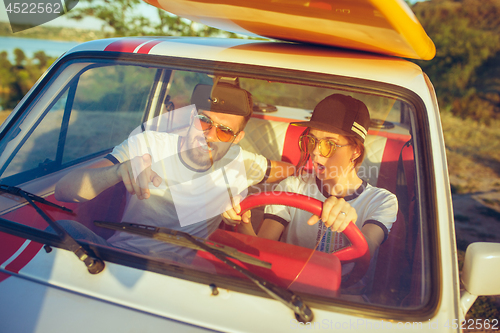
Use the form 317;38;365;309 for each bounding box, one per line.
0;50;440;321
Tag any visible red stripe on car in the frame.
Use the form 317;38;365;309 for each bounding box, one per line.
137;40;162;54
0;272;10;283
0;232;27;266
4;241;43;274
104;39;154;53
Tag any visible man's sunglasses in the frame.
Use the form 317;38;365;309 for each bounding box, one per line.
299;135;351;158
193;114;238;142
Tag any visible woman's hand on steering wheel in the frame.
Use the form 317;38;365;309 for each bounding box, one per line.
307;196;358;233
237;192;370;287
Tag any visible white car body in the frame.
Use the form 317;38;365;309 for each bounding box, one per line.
1;35;499;332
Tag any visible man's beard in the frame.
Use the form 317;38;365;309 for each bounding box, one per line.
181;127;233;170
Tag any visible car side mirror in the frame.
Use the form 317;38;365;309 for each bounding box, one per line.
460;242;500;317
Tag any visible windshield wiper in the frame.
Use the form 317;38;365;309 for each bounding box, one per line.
94;221;271;269
0;184;73;213
95;220;313;323
0;185;104;274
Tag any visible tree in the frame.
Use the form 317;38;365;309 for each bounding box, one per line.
412;0;500;122
0;50;56;110
68;0;235;37
155;8;198;36
33;51;50;69
68;0;147;37
0;52;15;108
13;48;26;67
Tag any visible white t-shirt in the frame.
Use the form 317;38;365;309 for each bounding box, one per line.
105;131;268;259
264;173;398;254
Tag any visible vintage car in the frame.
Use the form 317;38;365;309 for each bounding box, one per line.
1;1;500;332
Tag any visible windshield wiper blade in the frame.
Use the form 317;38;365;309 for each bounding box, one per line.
0;184;73;213
1;185;104;274
94;221;271;269
95;220;313;322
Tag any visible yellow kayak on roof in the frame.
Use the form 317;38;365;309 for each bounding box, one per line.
144;0;436;60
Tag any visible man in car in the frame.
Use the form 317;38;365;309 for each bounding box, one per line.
54;83;294;261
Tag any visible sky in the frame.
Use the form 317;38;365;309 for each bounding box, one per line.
1;0;427;32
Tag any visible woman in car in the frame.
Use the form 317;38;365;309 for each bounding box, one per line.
231;93;398;269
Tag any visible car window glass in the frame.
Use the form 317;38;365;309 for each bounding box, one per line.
1;91;67;178
0;64;155;181
168;71;212;108
62;65;154;164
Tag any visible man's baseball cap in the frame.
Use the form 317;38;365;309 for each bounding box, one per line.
191;83;253;117
291;94;371;142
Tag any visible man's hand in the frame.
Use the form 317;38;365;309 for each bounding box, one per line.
117;154;162;200
307;196;357;232
221;195;251;226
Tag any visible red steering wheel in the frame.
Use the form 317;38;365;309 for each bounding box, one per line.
238;192;371;287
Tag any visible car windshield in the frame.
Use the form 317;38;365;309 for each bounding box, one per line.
0;55;433;313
